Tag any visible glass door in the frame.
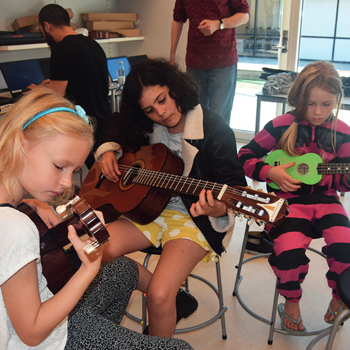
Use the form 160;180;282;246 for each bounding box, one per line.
231;0;302;142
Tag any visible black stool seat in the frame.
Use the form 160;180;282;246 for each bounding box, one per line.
141;246;163;255
338;267;350;309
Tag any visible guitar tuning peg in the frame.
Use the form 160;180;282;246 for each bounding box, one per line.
245;185;252;189
243;215;250;219
269;191;276;196
255;219;265;228
257;188;264;192
247;218;255;226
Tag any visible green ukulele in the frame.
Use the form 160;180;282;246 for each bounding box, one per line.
264;149;350;190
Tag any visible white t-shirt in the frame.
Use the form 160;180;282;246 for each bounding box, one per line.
161;130;188;215
0;207;67;350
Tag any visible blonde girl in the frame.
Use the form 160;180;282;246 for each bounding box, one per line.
0;87;192;350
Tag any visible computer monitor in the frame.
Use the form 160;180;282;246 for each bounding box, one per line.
107;56;131;83
127;54;148;67
0;70;8;94
37;58;51;79
0;59;45;97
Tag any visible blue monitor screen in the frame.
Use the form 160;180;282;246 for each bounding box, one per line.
107;56;131;82
0;70;8;93
0;60;45;94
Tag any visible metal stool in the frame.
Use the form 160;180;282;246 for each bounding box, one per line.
306;267;350;350
126;246;228;339
233;221;332;345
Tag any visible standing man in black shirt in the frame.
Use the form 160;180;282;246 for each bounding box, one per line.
28;4;111;169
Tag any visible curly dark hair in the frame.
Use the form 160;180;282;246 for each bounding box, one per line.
118;58;200;151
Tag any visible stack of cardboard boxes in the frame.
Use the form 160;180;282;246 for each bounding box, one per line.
81;13;140;39
13;9;75;32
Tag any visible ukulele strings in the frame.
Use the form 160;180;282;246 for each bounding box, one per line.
281;162;350;175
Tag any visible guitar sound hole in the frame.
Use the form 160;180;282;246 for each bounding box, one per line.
298;162;309;175
123;165;140;186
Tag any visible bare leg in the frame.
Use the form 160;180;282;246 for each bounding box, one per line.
283;300;305;331
146;239;207;338
102;218;153;293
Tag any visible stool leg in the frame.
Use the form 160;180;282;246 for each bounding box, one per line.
233;221;250;296
326;309;350;350
216;258;227;339
142;253;152;332
268;278;280;345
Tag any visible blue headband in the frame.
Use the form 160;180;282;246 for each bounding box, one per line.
22;105;89;130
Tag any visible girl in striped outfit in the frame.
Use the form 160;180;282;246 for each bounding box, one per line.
238;61;350;335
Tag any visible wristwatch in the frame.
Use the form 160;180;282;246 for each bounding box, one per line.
219;19;225;30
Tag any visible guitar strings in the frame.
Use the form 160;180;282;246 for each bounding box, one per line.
115;164;269;198
112;164;284;223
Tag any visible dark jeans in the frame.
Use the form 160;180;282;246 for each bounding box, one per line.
187;64;237;125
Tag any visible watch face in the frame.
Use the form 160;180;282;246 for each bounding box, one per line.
220;20;224;30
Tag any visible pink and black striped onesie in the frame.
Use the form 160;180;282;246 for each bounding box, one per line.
238;112;350;302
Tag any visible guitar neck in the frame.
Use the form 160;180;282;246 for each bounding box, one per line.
130;168;225;198
318;163;350;175
125;167;288;226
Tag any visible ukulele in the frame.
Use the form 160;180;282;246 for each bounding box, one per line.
17;196;109;294
264;149;350;190
79;143;289;227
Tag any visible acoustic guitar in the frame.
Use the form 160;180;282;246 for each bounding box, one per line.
79;143;289;227
17;196;109;294
264;149;350;190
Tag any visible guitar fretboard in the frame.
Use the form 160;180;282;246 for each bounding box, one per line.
127;167;226;198
317;163;350;174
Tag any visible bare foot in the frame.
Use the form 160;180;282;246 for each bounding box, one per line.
282;300;305;331
324;298;341;323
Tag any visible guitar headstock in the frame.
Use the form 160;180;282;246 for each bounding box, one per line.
221;186;289;227
64;196;109;254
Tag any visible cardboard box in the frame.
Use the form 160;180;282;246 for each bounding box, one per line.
86;21;134;32
13;8;74;32
109;29;141;38
81;13;137;22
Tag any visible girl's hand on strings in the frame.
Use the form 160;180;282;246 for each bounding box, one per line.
100;151;121;182
267;162;301;192
67;223;103;278
190;190;227;217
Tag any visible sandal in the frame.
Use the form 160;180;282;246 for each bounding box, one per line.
325;300;338;325
278;303;307;335
326;300;350;325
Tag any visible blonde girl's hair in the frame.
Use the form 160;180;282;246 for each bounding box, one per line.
0;87;94;201
279;61;343;156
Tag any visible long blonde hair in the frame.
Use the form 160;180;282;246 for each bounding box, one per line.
279;61;343;156
0;87;94;200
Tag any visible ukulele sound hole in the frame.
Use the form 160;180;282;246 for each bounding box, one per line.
298;162;309;175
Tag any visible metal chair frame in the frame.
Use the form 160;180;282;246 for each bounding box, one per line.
233;222;332;345
306;267;350;350
126;247;228;339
